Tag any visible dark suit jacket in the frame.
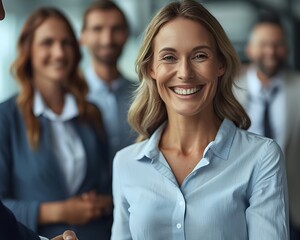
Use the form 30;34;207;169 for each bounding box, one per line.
0;201;39;240
0;96;112;239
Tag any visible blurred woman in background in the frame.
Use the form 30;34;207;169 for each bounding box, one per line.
0;7;112;239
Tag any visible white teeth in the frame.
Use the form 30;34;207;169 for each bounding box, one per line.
173;87;201;95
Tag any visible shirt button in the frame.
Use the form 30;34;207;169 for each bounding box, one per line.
176;223;182;229
179;201;184;206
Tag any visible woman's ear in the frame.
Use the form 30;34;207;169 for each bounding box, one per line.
149;66;156;80
217;62;225;77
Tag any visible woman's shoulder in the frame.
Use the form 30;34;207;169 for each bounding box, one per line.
113;139;150;164
0;95;17;108
235;127;282;157
0;95;19;118
117;139;149;156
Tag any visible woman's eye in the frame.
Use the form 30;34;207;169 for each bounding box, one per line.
162;55;176;61
41;39;52;46
194;53;207;60
62;39;73;46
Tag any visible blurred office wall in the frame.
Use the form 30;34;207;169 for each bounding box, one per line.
0;0;299;103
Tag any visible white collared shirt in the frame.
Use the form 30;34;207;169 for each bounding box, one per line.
33;91;86;195
246;66;286;151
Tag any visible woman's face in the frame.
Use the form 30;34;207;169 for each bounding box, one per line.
150;17;225;119
31;17;75;86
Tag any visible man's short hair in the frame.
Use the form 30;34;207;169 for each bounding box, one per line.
82;0;129;31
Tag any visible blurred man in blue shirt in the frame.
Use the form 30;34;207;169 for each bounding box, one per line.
81;1;136;162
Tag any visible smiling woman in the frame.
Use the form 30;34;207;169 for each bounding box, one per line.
111;0;289;239
0;7;112;240
149;17;225;120
30;17;76;96
0;2;91;240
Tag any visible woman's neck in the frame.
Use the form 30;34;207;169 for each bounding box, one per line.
34;80;65;115
160;113;221;155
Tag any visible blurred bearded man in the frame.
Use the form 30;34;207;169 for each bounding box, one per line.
234;13;300;240
81;0;136;163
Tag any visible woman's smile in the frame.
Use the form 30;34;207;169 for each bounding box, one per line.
171;85;203;96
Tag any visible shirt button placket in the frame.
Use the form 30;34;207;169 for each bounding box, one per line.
174;191;185;238
176;200;184;230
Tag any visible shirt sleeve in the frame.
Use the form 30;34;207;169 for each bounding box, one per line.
111;153;132;240
246;140;289;239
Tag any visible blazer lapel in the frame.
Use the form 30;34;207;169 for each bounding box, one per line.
283;72;299;150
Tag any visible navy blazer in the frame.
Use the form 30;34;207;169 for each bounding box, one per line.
0;201;39;240
0;96;112;239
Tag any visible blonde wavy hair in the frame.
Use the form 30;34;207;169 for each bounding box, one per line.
128;0;250;142
11;7;103;149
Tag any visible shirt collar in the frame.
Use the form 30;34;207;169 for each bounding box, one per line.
33;90;79;121
86;66;125;92
210;119;236;160
135;119;236;162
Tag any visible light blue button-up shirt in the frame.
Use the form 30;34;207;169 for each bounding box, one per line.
246;66;286;150
85;67;136;162
112;119;289;240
